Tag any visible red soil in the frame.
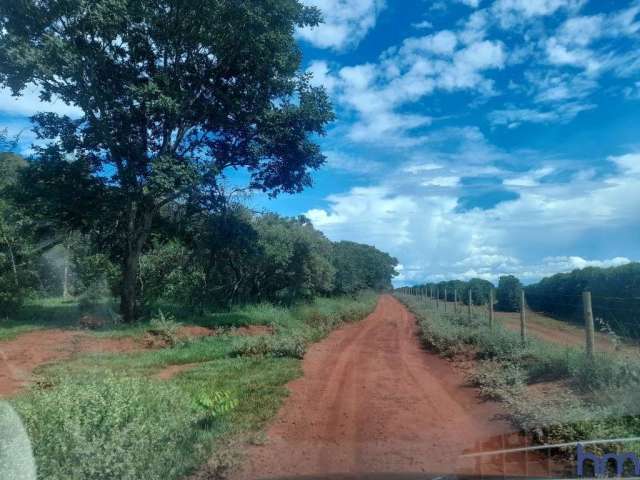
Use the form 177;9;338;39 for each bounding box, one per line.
0;329;140;396
154;362;201;380
0;323;226;397
233;295;560;479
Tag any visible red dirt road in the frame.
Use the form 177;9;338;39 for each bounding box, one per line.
234;295;554;479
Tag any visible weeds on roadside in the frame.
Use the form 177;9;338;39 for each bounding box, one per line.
148;310;182;347
396;293;640;455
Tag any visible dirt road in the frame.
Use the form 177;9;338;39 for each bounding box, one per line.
234;295;554;479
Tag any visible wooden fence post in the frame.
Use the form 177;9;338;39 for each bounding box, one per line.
520;290;527;344
454;289;458;313
444;287;447;313
468;289;472;321
489;289;494;329
435;288;439;311
583;291;595;359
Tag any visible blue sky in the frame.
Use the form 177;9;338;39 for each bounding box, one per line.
2;0;640;286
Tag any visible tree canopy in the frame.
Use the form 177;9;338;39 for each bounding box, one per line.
0;0;334;321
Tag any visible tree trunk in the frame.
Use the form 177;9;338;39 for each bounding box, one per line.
119;202;153;323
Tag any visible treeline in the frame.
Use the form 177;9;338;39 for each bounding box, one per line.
525;263;640;336
0;145;398;317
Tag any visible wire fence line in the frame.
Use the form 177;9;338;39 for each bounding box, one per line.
394;286;640;356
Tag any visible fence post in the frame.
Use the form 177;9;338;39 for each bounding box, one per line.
489;289;494;329
444;287;447;313
468;289;472;321
454;289;458;313
583;291;595;359
520;290;527;344
435;288;439;311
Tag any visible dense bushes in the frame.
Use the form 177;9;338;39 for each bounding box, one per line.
138;208;397;311
13;375;198;480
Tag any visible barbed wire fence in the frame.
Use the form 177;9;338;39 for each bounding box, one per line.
394;286;640;356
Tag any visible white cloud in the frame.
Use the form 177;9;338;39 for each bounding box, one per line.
323;150;385;174
307;61;339;94
503;167;554;187
0;84;81;118
318;31;505;145
492;0;585;27
306;148;640;286
488;102;594;127
412;20;433;30
296;0;385;50
422;176;460;187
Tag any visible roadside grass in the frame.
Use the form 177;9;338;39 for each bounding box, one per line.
7;291;378;480
396;293;640;458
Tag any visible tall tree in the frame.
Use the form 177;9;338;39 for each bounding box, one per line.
0;0;333;321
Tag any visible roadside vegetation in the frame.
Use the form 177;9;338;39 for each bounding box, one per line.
7;292;378;480
396;293;640;464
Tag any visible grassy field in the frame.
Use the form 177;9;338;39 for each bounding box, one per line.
396;293;640;467
2;292;378;480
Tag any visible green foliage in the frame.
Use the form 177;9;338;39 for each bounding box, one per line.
194;391;239;419
0;0;333;322
7;294;377;480
525;262;640;338
398;292;640;458
148;310;182;347
138;208;394;310
231;335;308;359
230;291;378;359
13;375;198;480
331;241;398;293
496;275;523;312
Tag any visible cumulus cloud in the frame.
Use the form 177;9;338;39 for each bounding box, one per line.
488;102;595;128
297;0;386;50
306;149;640;286
308;30;505;145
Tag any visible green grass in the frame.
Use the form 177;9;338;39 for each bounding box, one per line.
6;291;378;480
396;293;640;459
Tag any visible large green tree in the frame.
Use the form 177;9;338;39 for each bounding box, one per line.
0;0;333;321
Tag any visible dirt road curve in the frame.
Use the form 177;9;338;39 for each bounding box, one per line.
234;295;553;479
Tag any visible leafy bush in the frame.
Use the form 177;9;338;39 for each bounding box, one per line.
194;390;239;419
13;374;198;480
148;310;182;347
230;335;307;359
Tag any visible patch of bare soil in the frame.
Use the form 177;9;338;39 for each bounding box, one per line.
0;323;224;396
154;362;201;380
232;295;562;479
495;311;638;354
0;330;140;397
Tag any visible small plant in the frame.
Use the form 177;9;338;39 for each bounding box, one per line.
595;316;621;351
148;310;182;347
194;390;239;419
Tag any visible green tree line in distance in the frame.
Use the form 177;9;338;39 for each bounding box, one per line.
408;262;640;338
1;138;398;317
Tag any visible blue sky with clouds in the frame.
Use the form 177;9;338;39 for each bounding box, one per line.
2;0;640;286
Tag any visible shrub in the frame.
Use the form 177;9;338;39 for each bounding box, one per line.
148;310;182;347
230;335;307;359
13;374;198;480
